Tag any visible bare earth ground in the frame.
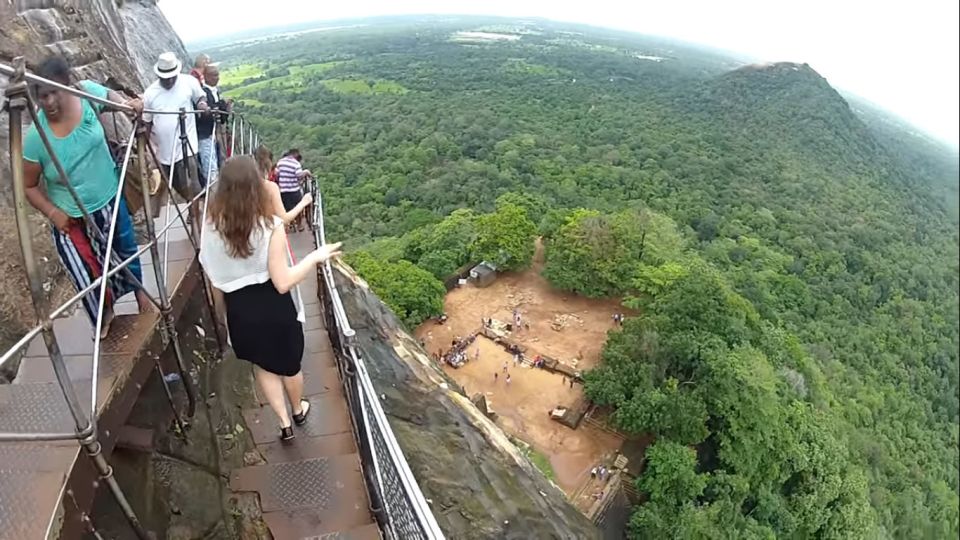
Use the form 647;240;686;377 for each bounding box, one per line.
414;240;627;500
419;239;632;371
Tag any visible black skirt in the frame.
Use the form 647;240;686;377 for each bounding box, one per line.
225;280;304;376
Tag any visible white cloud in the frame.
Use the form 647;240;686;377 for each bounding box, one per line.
160;0;959;147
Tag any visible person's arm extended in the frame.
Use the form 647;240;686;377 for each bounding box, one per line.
23;160;71;232
266;182;312;225
105;89;143;115
267;222;341;294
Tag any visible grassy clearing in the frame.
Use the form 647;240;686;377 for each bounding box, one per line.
528;448;557;482
288;61;349;76
321;79;408;95
233;98;265;107
223;61;353;98
503;58;567;77
219;64;264;86
224;77;305;98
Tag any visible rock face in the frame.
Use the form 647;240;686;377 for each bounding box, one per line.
0;0;189;205
335;265;600;540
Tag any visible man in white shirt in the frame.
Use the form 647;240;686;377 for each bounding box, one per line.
142;52;209;210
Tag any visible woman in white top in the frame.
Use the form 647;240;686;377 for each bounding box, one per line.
200;156;341;441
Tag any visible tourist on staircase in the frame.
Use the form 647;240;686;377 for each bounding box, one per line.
142;52;209;226
254;145;274;183
199;156;341;441
275;149;312;232
196;62;230;185
22;55;153;337
256;145;314;225
189;53;210;85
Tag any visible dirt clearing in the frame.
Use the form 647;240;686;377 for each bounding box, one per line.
418;240;629;371
414;240;628;498
438;336;622;495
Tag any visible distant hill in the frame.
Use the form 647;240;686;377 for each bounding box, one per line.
697;62;886;174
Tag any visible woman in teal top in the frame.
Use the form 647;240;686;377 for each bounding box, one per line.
22;55;151;337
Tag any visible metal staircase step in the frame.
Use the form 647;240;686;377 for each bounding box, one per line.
257;366;340;407
22;312;160;360
231;454;373;537
243;393;352;445
300;523;382;540
0;443;81;540
0;381;92;434
255;432;358;464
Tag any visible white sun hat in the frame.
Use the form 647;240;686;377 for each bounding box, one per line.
154;52;182;79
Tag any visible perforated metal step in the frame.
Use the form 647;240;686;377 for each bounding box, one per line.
231;455;372;537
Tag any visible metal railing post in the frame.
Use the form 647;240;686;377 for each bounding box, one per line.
134;126;189;436
196;123;226;358
238;117;244;155
4;78;90;436
230;116;237;157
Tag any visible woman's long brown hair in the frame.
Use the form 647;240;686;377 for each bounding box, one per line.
207;156;272;258
254;145;273;180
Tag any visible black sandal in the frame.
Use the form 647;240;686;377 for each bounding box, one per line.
280;426;295;441
292;400;311;426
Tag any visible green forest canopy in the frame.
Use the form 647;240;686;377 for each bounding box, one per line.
208;16;959;538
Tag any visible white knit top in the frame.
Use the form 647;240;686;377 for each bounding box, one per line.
199;215;305;322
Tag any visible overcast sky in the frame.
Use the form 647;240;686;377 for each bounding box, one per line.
160;0;959;148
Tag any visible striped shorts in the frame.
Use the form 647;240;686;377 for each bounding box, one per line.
52;197;143;324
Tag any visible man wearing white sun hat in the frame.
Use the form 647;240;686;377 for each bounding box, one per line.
142;52;209;223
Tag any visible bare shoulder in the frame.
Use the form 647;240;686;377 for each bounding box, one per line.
264;180;281;197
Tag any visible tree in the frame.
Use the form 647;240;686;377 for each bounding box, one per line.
640;440;708;507
346;252;445;327
648;262;761;360
470;203;536;270
613;379;710;445
544;208;686;298
495;191;550;223
404;208;477;278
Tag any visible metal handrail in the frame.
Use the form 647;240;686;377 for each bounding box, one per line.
312;180;444;539
0;61;233;117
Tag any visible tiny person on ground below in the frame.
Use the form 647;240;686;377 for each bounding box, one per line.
22;55;152;338
199;156;342;442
